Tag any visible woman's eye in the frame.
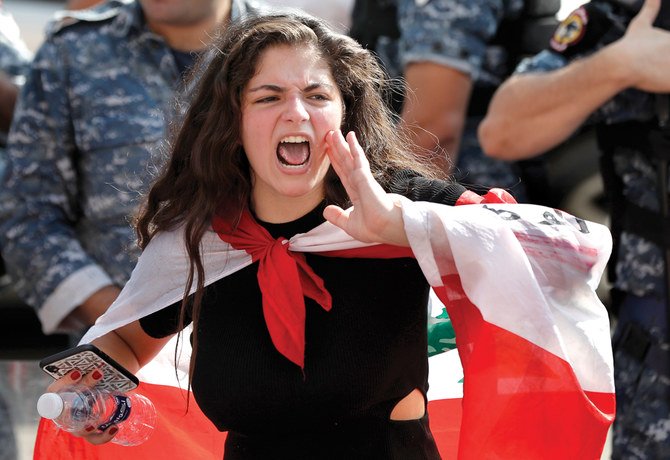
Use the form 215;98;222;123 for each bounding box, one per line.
256;96;278;103
309;94;329;101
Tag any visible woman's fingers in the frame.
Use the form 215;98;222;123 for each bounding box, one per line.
47;367;105;392
323;204;350;230
47;366;105;392
326;130;353;184
46;369;83;392
345;131;369;171
77;368;119;443
326;129;379;197
326;129;368;172
46;368;118;442
79;367;104;387
82;425;119;445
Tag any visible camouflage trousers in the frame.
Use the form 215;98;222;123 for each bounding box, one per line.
611;294;670;460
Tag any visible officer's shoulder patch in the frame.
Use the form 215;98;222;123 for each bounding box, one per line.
550;6;588;52
547;2;616;59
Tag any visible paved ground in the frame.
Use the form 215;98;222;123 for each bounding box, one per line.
1;361;52;460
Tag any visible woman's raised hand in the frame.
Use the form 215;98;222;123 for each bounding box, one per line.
323;130;409;246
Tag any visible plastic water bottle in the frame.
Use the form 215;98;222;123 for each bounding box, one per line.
37;385;157;446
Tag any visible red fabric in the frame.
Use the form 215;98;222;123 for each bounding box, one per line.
427;398;463;459
34;382;464;459
433;278;614;459
212;209;332;369
33;382;226;459
455;187;517;205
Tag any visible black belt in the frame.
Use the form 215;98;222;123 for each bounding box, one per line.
617;322;669;378
597;120;670;162
620;199;670;249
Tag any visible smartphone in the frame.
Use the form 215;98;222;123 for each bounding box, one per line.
39;343;139;392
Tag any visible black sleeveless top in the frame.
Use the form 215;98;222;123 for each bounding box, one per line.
140;173;464;459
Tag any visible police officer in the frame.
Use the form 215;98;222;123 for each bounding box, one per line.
0;0;267;338
480;0;670;457
349;0;560;201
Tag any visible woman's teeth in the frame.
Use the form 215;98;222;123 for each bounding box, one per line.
281;135;308;143
277;136;310;166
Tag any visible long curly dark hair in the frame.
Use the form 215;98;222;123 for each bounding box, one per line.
134;11;442;384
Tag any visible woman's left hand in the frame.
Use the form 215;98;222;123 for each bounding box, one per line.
323;130;409;246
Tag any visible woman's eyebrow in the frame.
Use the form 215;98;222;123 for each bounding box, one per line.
247;82;336;93
304;82;336;92
247;84;283;93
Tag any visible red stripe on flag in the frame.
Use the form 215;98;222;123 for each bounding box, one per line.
34;382;225;459
317;244;415;259
427;397;463;459
35;381;466;459
434;277;614;459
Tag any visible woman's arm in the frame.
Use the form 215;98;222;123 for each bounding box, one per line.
91;321;174;374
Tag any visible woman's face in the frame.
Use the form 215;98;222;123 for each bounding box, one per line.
240;44;344;220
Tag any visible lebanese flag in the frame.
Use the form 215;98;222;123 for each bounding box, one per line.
34;199;614;459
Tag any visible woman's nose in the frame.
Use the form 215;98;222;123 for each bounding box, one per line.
282;96;309;122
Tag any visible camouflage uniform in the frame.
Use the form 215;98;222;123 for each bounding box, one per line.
517;2;670;458
354;0;529;200
0;0;264;335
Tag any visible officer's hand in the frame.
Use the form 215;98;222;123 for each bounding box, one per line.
617;0;670;92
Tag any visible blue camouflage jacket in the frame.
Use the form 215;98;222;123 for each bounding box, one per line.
368;0;528;196
516;0;666;299
0;0;264;333
366;0;526;87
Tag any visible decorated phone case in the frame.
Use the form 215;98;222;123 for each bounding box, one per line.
39;343;139;392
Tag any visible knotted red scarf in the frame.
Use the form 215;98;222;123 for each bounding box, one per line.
212;209;332;369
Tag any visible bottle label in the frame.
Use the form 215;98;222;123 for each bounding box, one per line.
98;395;132;431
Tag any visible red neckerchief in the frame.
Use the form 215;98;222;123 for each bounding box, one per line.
211;189;515;369
212;209;332;370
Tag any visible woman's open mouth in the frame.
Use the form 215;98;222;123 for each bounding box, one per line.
277;135;310;168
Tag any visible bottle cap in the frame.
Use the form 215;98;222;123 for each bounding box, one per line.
37;393;64;419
